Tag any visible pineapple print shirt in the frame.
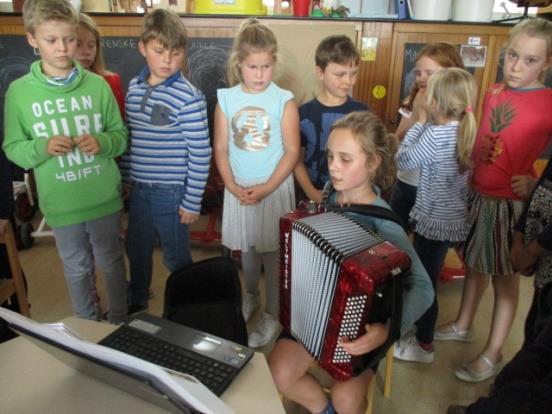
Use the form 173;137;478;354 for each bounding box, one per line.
472;84;552;200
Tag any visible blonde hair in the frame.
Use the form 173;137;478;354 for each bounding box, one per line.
403;43;464;112
140;8;187;51
78;13;112;76
23;0;79;34
227;18;278;87
507;17;552;81
331;111;398;191
425;67;477;174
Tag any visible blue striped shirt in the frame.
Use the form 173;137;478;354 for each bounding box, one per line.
120;68;211;214
396;122;470;242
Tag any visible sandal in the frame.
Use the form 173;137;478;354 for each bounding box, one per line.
434;323;474;343
455;354;503;383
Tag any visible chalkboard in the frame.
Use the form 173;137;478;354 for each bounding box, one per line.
0;35;233;140
399;43;476;102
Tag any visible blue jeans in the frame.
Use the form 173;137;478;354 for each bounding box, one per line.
126;182;192;307
389;179;417;230
52;211;127;323
413;233;450;344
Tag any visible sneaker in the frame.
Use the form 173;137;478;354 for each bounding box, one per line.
435;322;474;343
242;292;260;322
248;312;280;348
393;336;434;363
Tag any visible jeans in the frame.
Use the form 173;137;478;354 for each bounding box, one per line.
126;182;192;307
413;233;450;344
52;211;127;323
389;179;417;230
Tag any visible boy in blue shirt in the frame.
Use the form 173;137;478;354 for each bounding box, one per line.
121;9;211;313
294;35;368;203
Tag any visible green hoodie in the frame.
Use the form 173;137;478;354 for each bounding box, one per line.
3;61;128;227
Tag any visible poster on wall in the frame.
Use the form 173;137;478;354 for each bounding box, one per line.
460;45;487;68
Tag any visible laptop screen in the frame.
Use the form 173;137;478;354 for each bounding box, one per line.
0;308;234;414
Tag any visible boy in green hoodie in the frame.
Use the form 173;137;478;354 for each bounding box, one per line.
3;0;128;323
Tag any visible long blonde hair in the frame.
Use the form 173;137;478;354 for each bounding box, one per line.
425;67;476;174
227;18;278;87
331;111;398;192
78;13;112;76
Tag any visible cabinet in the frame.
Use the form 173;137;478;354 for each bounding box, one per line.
383;23;510;130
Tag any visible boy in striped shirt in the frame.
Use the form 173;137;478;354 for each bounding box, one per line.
121;9;211;314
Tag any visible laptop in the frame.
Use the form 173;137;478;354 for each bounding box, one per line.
98;312;255;396
0;308;253;414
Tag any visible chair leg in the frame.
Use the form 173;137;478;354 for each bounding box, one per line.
1;222;31;316
383;345;393;398
366;375;375;414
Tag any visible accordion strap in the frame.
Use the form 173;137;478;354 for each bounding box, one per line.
321;183;408;232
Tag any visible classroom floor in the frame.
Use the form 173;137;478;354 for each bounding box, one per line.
16;215;534;414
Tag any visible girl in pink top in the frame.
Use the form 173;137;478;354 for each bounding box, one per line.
436;18;552;383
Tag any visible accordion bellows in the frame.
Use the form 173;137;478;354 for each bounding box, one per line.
280;209;411;380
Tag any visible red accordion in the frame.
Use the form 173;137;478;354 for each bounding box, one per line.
279;207;411;381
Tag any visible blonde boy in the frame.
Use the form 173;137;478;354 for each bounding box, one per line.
121;9;211;313
3;0;128;322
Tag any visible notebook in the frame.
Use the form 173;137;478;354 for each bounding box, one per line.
99;312;255;396
0;308;253;414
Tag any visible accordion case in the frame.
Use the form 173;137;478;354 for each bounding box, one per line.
280;208;410;381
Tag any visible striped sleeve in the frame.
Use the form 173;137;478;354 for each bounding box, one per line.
396;123;438;171
179;93;211;214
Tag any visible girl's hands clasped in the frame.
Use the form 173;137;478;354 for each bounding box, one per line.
46;135;73;156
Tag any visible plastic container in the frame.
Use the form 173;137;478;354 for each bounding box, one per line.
193;0;266;15
293;0;312;16
452;0;494;22
411;0;452;20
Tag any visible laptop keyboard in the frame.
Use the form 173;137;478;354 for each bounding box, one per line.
99;326;238;395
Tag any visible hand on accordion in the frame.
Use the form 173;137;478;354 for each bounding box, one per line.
339;322;389;356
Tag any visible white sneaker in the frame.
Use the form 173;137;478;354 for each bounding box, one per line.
242;292;260;322
393;336;434;364
248;312;280;348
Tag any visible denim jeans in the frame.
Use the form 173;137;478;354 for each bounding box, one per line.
126;182;192;307
52;211;127;323
413;233;450;344
389;179;417;230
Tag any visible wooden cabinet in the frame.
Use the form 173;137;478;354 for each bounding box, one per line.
382;23;510;130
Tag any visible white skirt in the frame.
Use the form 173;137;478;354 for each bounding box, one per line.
222;174;295;253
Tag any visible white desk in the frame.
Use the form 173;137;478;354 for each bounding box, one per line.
0;317;285;414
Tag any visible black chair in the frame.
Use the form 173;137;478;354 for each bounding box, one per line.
163;256;248;346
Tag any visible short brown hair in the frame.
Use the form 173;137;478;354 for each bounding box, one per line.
315;35;359;71
22;0;79;34
140;8;187;51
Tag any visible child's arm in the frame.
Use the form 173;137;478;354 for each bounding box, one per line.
293;149;323;203
178;96;211;219
213;104;250;202
244;100;300;204
395;123;436;171
339;322;389;356
511;175;538;199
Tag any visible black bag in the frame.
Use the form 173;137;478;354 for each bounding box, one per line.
163;256;248;346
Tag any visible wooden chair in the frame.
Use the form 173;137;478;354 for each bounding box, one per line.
366;346;394;414
0;222;30;316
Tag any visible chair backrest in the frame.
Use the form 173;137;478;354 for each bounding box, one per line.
163;256;248;346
